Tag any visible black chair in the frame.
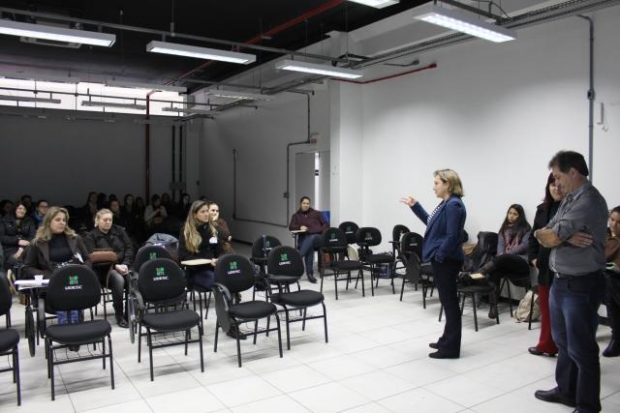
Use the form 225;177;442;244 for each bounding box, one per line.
250;235;294;300
44;265;114;400
440;283;500;331
213;254;282;367
356;227;395;295
390;224;410;258
499;272;533;318
319;227;366;299
266;246;328;349
338;221;359;246
397;232;434;307
132;258;204;381
0;275;20;406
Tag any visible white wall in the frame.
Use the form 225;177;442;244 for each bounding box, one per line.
199;90;331;244
330;7;620;250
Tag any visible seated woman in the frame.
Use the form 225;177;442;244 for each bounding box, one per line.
1;201;36;271
603;206;620;357
178;200;224;291
527;173;563;357
22;207;90;325
209;202;234;253
144;194;167;231
84;209;135;328
288;196;328;283
471;204;532;318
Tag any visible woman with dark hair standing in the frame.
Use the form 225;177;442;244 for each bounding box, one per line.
402;169;467;359
288;196;328;283
527;173;563;357
602;206;620;357
471;203;532;318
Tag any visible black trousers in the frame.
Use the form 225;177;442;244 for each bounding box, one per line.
432;258;463;356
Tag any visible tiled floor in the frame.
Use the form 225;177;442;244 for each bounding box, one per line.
2;244;620;412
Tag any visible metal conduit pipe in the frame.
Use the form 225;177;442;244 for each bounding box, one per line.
579;14;595;183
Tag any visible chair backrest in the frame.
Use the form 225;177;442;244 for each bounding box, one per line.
133;245;175;272
321;227;348;252
356;227;382;247
251;235;282;261
214;254;256;294
0;275;13;316
46;265;102;312
137;258;186;303
471;231;498;270
392;224;410;243
338;221;359;245
400;232;424;262
267;246;305;279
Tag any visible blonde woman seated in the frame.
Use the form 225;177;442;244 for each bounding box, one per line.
84;209;135;328
22;207;90;326
178;201;224;291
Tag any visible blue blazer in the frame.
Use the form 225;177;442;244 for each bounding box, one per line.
411;194;466;263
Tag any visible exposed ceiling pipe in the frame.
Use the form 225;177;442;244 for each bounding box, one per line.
0;6;352;65
338;63;437;84
171;0;345;83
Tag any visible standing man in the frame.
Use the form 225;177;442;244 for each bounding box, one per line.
534;150;608;413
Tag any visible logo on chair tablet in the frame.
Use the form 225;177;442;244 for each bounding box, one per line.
227;261;241;275
153;266;169;281
65;274;83;290
279;253;291;266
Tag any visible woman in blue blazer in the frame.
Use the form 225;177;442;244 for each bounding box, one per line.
402;169;466;359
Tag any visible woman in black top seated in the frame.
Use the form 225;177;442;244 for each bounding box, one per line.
1;201;36;270
22;207;90;324
84;209;134;328
471;204;532;318
178;200;224;290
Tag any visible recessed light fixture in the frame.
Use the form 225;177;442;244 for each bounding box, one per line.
106;80;187;93
0;94;61;104
414;4;516;43
205;90;273;101
82;100;146;110
0;19;116;47
275;59;363;80
146;40;256;64
348;0;399;9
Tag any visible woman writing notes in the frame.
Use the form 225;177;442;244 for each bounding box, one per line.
402;169;466;359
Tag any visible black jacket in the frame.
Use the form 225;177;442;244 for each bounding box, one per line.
0;214;36;259
84;225;135;267
528;201;560;285
178;224;224;262
22;234;90;279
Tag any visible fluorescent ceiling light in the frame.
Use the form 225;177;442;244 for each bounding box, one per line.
414;5;516;43
348;0;399;9
0;19;116;47
275;59;363;80
162;107;218;115
206;90;273;101
0;71;80;83
146;40;256;64
82;100;146;110
0;94;61;104
106;80;186;93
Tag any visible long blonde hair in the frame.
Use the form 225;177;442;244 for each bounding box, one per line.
183;201;217;253
34;206;76;243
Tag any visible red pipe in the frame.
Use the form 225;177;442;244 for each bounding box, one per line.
172;0;344;82
338;63;437;85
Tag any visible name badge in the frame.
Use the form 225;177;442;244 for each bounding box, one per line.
209;237;218;244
